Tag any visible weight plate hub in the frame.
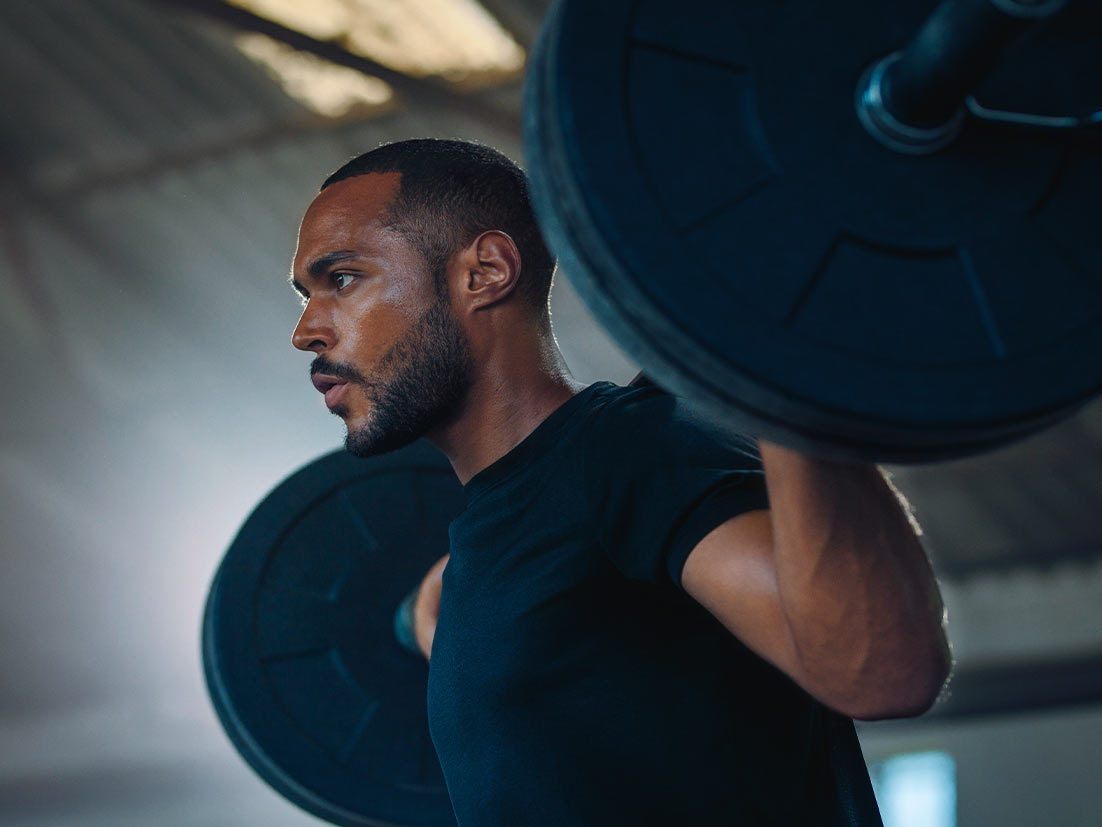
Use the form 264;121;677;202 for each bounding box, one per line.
524;0;1102;461
203;441;463;827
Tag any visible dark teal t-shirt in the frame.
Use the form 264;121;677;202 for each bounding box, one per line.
427;382;845;825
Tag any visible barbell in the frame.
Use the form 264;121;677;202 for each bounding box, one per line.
203;442;464;826
205;0;1101;824
525;0;1101;462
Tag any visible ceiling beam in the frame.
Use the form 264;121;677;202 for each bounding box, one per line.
150;0;522;139
476;0;551;50
45;111;360;198
939;543;1102;581
861;652;1102;726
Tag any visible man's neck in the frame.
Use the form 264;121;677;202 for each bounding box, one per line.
429;340;586;485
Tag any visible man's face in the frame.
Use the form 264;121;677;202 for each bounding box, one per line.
290;172;473;456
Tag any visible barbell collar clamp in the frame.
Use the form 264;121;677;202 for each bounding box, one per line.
966;96;1102;131
857;0;1070;147
856;53;966;155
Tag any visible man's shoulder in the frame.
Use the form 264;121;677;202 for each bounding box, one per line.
579;380;761;467
580;380;676;422
581;380;712;436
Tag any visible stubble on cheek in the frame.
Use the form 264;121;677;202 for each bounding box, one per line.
340;295;473;458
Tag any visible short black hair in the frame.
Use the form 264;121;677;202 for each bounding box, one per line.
322;139;555;317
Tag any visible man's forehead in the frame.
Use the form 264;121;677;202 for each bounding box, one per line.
293;172;416;284
300;172;400;235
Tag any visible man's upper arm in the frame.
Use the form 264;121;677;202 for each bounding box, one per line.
584;387;770;585
680;510;806;686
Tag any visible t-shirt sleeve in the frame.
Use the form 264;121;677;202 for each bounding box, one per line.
582;386;770;589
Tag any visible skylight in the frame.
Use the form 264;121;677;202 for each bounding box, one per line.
227;0;525;85
234;32;394;118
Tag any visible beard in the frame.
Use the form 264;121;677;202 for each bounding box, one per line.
312;294;474;457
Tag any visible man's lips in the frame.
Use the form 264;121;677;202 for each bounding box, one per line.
311;373;350;409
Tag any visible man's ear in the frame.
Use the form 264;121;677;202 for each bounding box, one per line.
456;230;522;311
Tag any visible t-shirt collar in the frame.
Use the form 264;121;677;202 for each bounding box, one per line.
462;381;612;501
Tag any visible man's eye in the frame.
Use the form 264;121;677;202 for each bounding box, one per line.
333;272;354;290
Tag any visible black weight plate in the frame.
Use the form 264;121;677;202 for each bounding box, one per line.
524;0;1102;461
203;441;463;826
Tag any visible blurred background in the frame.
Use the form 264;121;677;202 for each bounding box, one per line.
0;1;1100;825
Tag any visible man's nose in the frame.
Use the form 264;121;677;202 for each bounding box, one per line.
292;304;335;353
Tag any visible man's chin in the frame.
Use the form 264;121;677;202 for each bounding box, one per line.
329;386;371;422
332;404;371;432
344;418;422;458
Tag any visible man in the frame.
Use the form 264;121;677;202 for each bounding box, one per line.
290;139;950;825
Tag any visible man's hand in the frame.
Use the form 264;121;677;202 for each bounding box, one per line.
412;554;449;660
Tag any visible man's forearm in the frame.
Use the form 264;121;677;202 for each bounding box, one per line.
759;440;951;719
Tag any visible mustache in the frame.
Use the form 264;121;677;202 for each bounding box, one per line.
310;355;369;386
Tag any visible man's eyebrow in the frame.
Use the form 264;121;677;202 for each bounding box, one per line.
307;250;360;278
